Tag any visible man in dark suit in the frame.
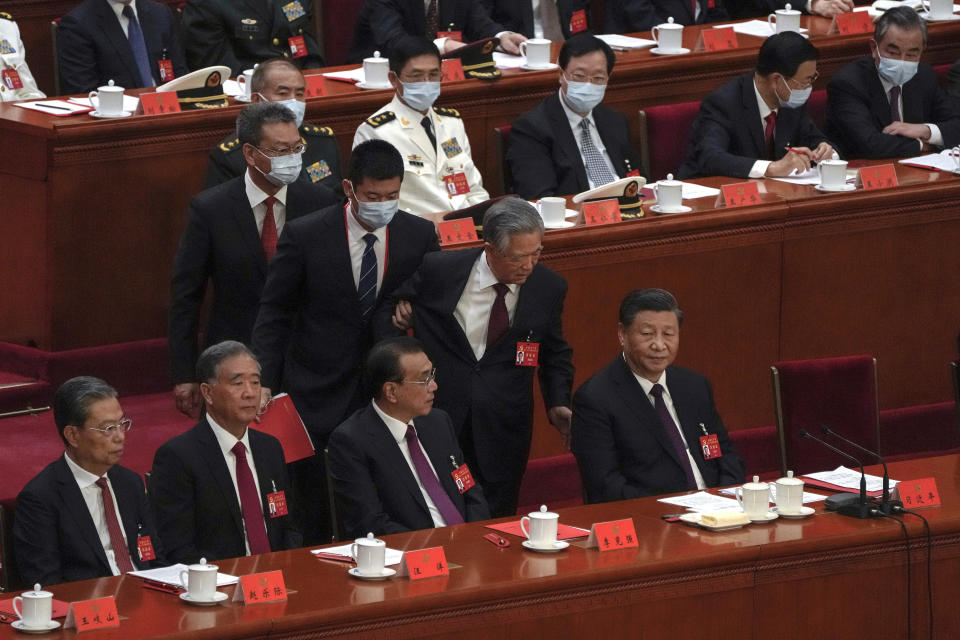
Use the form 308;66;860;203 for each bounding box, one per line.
603;0;727;33
479;0;592;40
726;0;852;20
380;197;574;517
328;337;490;538
57;0;188;94
825;7;960;159
15;377;164;586
347;0;526;63
251;139;439;543
151;342;301;564
180;0;323;76
949;58;960;98
572;289;744;503
508;34;643;200
169;102;337;419
678;32;835;179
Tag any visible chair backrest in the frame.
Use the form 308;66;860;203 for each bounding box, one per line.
771;355;880;476
51;20;61;97
806;89;828;133
494;125;513;196
0;502;23;593
322;448;345;543
952;361;959;437
638;101;701;180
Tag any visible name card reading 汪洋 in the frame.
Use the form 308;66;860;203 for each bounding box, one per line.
398;547;449;580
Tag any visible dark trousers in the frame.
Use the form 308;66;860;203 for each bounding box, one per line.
460;413;523;518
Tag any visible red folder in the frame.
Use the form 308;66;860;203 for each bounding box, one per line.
249;393;315;462
485;520;590;540
801;476;882;498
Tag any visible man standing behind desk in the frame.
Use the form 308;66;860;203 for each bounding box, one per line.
152;341;301;564
508;33;643;200
15;377;164;586
825;6;960;158
381;197;574;518
572;289;744;503
603;0;727;33
169;102;338;419
678;31;834;179
479;0;593;40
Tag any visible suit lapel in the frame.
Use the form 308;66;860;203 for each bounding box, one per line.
546;94;590;192
54;458;112;573
230;179;268;277
195;422;245;537
864;61;893;126
365;407;432;517
95;0;141;85
739;74;765;158
324;206;364;308
611;358;686;469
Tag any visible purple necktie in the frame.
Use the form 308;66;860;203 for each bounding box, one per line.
486;283;510;348
404;425;464;526
889;86;902;122
649;383;696;490
231;442;271;555
95;478;135;573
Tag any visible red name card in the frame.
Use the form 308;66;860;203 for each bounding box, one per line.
304;74;326;98
139;91;181;115
893;478;941;509
858;164;898;190
399;547;449;580
832;11;873;35
697;27;738;52
585;518;639;551
441;59;465;82
437;219;478;245
721;181;761;207
235;570;287;604
64;596;119;632
583;199;622;226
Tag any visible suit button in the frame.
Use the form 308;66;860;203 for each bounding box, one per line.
283;52;290;57
273;37;280;45
473;366;481;373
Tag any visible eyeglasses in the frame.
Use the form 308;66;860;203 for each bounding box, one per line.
786;71;819;90
496;246;543;264
565;72;608;85
402;368;437;386
256;143;306;157
85;418;132;436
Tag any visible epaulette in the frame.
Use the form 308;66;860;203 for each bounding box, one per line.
0;11;13;20
366;111;396;127
433;106;461;118
218;137;240;153
301;124;333;137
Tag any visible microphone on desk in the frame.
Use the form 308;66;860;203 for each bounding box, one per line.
821;424;901;515
798;428;875;519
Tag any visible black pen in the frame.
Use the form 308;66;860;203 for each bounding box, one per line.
35;102;72;111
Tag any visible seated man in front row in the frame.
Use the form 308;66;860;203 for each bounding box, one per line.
678;32;835;180
15;377;165;586
508;33;644;200
152;341;301;563
571;289;744;503
328;337;490;538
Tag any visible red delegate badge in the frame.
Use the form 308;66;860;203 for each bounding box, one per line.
451;463;476;494
137;535;156;562
267;490;289;517
157;59;174;82
443;172;470;196
569;9;588;34
2;69;23;90
700;434;722;460
436;30;462;41
288;35;307;58
515;341;539;366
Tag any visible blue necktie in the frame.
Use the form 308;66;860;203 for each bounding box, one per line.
358;233;378;317
122;4;155;88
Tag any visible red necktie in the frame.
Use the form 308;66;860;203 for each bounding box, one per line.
262;196;278;262
95;477;135;573
231;442;271;555
691;0;698;20
764;112;777;160
404;425;464;526
486;283;510;348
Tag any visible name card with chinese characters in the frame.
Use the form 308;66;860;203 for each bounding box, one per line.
64;597;119;632
441;59;465;82
437;219;478;245
858;164;898;190
139;91;181;115
234;570;287;604
585;519;639;552
304;75;326;98
583;199;622;226
696;27;738;52
831;11;873;34
892;478;940;509
398;547;449;580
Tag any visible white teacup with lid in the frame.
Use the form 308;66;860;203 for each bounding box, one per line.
520;504;559;548
735;475;771;519
768;3;801;33
363;51;390;88
88;79;125;116
180;557;219;601
818;152;848;190
351;532;387;576
653;173;684;212
652;17;684;53
13;583;53;630
775;470;805;514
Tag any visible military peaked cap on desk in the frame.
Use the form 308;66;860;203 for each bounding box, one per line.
573;176;648;219
443;37;501;80
157;66;232;109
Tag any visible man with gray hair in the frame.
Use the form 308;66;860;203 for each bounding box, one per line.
380;197;574;517
169;101;337;419
151;341;302;564
826;5;960;158
15;376;165;585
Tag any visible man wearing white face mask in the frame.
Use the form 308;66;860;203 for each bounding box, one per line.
205;59;342;194
353;36;489;216
251;139;439;544
679;31;834;179
826;6;960;159
508;34;644;199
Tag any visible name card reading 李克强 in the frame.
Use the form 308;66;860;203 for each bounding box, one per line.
585;518;639;551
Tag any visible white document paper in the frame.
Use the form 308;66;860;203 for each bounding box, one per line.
322;67;365;83
129;564;239;587
493;52;526;69
657;491;742;512
718;486;827;504
311;543;404;566
804;466;898;493
596;34;657;50
679;182;721;200
222;79;244;97
15;100;95;115
68;95;141;112
714;21;808;38
899;149;960;173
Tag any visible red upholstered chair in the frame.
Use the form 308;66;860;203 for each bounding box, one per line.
770;355;880;476
806;89;827;133
934;63;950;88
952;361;959;434
0;501;24;592
494;125;513;196
321;0;364;65
638;101;701;181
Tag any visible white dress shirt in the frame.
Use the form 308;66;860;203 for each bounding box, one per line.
344;202;387;292
108;0;139;38
630;367;707;491
372;400;446;527
64;453;127;576
244;170;288;238
454;251;519;360
878;74;943;150
207;415;264;556
749;79;777;179
558;89;619;188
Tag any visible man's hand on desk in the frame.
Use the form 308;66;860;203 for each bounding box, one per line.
173;383;202;418
810;0;854;17
765;149;812;177
391;299;415;331
883;121;931;141
811;142;836;162
498;32;527;56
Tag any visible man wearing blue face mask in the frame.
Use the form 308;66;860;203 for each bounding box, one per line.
251;139;439;544
826;6;960;159
678;31;834;179
353;36;489;216
508;34;644;199
205;59;342;194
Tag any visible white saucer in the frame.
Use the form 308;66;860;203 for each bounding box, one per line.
750;511;779;523
679;512;748;531
522;540;570;553
348;567;396;581
544;220;576;229
91;110;133;119
233;94;252;103
814;183;856;192
179;590;229;606
11;620;60;634
650;204;692;214
775;505;815;519
356;81;393;90
521;62;559;71
919;11;960;20
565;208;579;218
650;47;691;56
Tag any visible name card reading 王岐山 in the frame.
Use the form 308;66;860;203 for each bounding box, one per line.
64;596;119;632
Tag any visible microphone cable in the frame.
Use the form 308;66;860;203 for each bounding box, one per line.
898;508;934;640
874;511;911;639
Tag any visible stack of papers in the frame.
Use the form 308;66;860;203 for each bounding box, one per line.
596;34;657;50
899;149;960;173
129;564;239;587
312;543;405;566
679;182;721;199
802;466;898;496
657;491;742;512
493;52;526;69
715;21;809;38
15;100;94;116
322;67;365;83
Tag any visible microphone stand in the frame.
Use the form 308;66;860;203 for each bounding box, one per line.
798;428;875;519
821;423;901;515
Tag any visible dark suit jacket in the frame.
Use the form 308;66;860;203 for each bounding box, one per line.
603;0;728;32
251;203;439;446
168;177;337;385
14;458;164;586
508;93;644;199
678;72;831;179
826;56;960;159
478;0;592;38
57;0;188;94
377;248;574;483
150;421;301;564
948;58;960;99
328;405;490;538
571;358;745;503
347;0;505;63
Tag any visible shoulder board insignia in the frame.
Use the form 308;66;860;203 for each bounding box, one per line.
433;106;461;118
218;137;239;153
366;111;396;127
0;12;12;21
